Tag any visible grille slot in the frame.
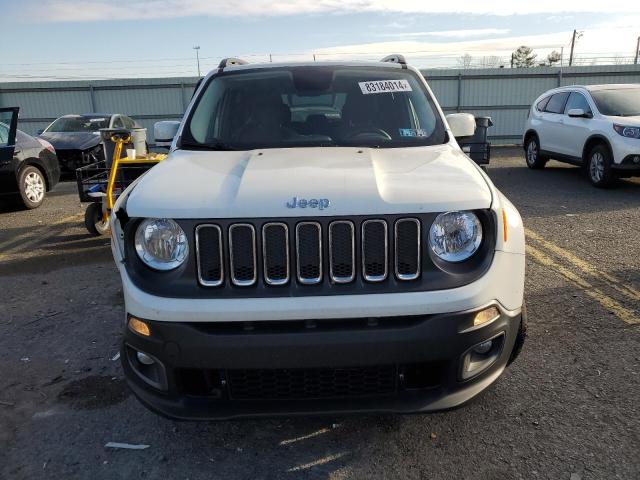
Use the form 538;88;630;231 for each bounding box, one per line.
227;365;397;400
394;218;421;281
329;221;355;283
262;223;289;286
229;224;257;286
195;224;224;287
362;219;388;282
296;222;322;284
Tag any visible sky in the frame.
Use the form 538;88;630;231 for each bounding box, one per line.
1;0;640;81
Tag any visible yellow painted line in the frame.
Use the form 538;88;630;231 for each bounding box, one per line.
0;213;83;259
527;244;638;325
287;452;348;472
526;228;640;303
0;243;108;263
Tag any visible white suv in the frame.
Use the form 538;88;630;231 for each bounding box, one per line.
110;56;526;419
523;84;640;187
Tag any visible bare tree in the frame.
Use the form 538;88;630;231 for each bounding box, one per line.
511;46;537;68
456;54;473;69
478;56;502;68
546;50;562;66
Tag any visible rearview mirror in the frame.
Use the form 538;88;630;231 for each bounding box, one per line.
154;121;181;147
446;113;476;138
567;108;592;118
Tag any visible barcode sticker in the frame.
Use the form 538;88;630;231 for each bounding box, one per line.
359;79;412;95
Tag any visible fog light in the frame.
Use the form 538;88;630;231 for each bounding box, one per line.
473;340;493;354
128;317;150;337
136;351;155;365
473;306;500;327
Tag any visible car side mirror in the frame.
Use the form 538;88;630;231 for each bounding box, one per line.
446;113;476;138
154;121;181;147
568;108;592;118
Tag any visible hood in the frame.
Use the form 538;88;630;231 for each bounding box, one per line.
38;131;101;151
126;144;492;218
605;115;640;125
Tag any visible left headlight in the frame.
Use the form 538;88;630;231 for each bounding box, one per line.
613;124;640;139
134;218;189;271
429;211;482;263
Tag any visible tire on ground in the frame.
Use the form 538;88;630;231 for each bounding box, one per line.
17;165;46;210
84;202;110;236
524;135;548;170
586;143;616;188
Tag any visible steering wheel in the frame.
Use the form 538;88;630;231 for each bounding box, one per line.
343;127;392;141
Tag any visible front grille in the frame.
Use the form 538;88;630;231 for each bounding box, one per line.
227;365;397;400
195;216;425;288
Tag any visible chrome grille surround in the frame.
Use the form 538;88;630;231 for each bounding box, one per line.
262;222;290;286
394;218;421;281
328;220;356;284
361;219;389;282
295;221;323;285
195;224;224;287
228;223;257;287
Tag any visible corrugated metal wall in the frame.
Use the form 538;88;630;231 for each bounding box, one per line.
1;65;639;144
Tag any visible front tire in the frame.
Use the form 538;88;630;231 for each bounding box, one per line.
18;166;46;209
84;202;110;236
586;144;616;188
525;136;547;169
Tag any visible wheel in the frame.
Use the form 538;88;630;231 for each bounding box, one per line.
586;144;616;188
18;166;46;209
524;135;547;169
84;202;110;236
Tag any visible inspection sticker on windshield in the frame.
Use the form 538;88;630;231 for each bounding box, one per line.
359;79;412;95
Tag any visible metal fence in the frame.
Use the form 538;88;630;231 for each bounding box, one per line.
1;64;639;145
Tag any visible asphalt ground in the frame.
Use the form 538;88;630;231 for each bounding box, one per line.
0;148;638;480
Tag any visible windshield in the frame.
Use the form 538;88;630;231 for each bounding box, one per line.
183;66;447;150
591;88;640;117
45;116;110;133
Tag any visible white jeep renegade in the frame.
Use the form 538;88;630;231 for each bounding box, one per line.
111;56;526;419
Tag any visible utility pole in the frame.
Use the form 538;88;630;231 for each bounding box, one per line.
635;36;640;65
569;30;583;66
193;46;201;77
510;53;514;68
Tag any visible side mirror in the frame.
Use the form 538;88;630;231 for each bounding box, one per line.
446;113;476;138
567;108;592;118
154;121;181;147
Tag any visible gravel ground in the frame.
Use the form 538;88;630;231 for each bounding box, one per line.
0;149;639;480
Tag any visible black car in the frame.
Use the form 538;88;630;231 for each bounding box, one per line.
1;107;60;209
39;113;139;171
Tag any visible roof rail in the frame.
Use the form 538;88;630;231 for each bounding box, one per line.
218;57;249;72
380;54;407;68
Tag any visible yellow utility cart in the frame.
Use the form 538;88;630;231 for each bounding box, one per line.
76;132;166;235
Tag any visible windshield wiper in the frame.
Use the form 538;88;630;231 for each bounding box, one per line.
181;140;238;151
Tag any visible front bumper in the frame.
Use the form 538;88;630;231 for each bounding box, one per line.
121;305;524;420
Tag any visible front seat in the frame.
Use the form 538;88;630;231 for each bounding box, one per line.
236;93;291;144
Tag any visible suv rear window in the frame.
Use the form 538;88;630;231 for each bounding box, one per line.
544;92;570;114
182;66;447;150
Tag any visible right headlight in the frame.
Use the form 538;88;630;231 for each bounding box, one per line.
429;211;482;262
134;218;189;271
